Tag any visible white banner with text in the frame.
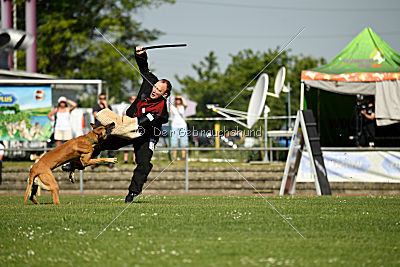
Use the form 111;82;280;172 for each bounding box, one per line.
297;151;400;183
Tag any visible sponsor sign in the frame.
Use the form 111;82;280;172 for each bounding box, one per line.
0;86;52;141
298;151;400;183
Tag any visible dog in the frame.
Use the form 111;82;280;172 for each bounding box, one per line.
24;123;116;205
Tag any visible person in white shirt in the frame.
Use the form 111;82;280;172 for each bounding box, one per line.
170;95;188;160
47;96;77;147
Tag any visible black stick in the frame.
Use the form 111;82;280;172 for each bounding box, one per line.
143;43;187;50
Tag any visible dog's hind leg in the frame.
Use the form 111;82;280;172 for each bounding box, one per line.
37;172;61;205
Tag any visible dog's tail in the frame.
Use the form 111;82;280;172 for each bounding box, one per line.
24;168;37;205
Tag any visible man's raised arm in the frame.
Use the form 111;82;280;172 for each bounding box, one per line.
135;46;149;74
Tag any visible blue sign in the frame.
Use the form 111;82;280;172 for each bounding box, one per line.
0;92;17;105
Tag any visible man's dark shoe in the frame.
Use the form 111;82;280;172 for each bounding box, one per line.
62;162;73;172
62;161;84;172
68;172;75;183
125;192;135;203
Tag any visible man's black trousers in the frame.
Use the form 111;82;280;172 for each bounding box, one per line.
93;135;154;196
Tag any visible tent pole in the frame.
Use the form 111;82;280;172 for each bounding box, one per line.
300;82;305;110
263;105;269;162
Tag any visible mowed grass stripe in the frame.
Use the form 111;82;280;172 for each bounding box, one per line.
0;195;399;266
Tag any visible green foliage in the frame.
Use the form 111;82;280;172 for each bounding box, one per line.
176;51;222;129
1;195;399;265
0;106;53;140
16;0;174;105
28;107;51;116
0;112;30;140
77;93;98;109
177;48;325;131
0;104;20;113
0;111;30;126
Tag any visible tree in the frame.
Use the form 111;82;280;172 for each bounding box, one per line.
176;47;325;131
16;0;174;105
176;51;222;129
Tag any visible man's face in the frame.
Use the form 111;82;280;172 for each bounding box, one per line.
150;81;168;100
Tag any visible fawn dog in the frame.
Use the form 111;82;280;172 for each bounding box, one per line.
24;123;116;204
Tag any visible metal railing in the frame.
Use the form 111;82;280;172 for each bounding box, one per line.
1;146;288;194
2;145;400;194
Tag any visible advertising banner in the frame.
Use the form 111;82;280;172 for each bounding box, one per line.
297;151;400;183
0;86;52;141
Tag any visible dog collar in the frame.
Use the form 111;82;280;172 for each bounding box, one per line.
93;130;102;140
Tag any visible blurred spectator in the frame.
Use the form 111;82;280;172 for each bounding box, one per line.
360;100;376;147
170;95;188;160
123;94;137;164
47;96;77;147
93;93;112;126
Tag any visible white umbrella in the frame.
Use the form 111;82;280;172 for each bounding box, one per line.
185;99;197;117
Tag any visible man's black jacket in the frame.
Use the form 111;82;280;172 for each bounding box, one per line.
125;52;169;142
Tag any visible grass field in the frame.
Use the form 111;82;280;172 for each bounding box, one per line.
1;195;399;266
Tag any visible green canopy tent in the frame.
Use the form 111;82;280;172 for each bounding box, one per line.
300;27;400;146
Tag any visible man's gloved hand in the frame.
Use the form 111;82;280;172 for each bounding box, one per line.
137;111;160;128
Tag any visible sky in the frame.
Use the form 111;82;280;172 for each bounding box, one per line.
137;0;400;92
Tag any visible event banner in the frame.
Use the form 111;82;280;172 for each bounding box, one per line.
297;151;400;183
0;86;52;141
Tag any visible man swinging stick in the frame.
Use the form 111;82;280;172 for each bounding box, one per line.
64;46;171;203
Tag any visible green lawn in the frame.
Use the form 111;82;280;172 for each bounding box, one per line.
1;195;399;266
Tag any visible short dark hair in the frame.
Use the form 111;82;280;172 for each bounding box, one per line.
159;79;172;97
99;93;106;98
